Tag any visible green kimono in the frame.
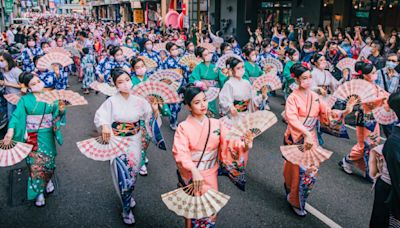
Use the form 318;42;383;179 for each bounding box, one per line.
243;61;264;83
189;62;228;117
282;60;297;97
8;93;64;200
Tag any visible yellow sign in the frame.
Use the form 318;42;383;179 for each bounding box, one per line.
134;9;144;23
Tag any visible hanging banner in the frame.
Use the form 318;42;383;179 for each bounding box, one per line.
133;9;144;23
4;0;14;14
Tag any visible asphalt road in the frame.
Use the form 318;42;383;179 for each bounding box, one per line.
0;77;375;228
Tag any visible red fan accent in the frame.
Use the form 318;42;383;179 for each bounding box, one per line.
333;79;376;104
120;46;136;59
36;90;88;106
37;52;74;71
149;69;183;91
132;81;181;104
4;93;21;105
252;74;282;92
76;136;134;161
0;140;33;167
280;145;333;168
205;87;220;102
372;106;398;125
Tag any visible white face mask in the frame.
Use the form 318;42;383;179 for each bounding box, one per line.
136;67;147;76
145;44;153;51
30;81;44;92
118;80;133;93
204;54;212;62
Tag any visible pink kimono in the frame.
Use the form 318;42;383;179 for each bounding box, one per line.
283;89;330;214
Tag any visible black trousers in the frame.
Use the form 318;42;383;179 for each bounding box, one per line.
370;178;392;228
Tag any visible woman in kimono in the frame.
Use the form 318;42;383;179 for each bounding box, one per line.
310;53;340;97
139;39;162;73
94;68;159;225
339;61;387;182
243;46;264;83
219;57;268;117
282;48;299;100
33;57;68;90
172;84;254;228
283;63;355;217
103;46;131;84
161;42;190;130
184;41;195;56
3;72;65;207
21;36;44;72
81;47;96;94
189;46;228;117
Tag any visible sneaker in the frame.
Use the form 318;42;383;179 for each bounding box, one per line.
121;211;135;225
339;157;353;174
139;165;148;176
35;194;45;207
46;180;55;194
130;197;136;208
169;124;177;131
145;157;149;164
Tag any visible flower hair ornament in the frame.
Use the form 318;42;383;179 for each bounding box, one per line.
301;62;311;70
362;59;372;64
290;73;296;78
193;81;207;91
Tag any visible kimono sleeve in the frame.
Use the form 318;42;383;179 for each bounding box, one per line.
172;124;197;171
52;101;64;145
8;96;27;142
218;70;229;87
285;95;309;135
318;97;331;124
94;98;113;131
140;97;154;139
189;64;201;83
219;81;234;115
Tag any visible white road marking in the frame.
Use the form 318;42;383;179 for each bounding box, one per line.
305;203;342;228
345;124;387;141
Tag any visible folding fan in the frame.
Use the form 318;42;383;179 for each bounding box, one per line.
44;47;72;57
288;82;299;91
201;80;218;87
179;54;201;68
161;184;230;219
332;79;376;104
252;74;282;92
36;52;74;71
336;57;356;74
324;95;337;108
205;87;220;102
132;81;181;104
372;106;398;125
4;93;21;105
226;111;278;140
139;56;158;70
64;46;81;57
175;39;185;47
198;43;216;53
259;57;283;72
120;46;136;59
76;136;134;161
153;43;167;53
36;90;88;106
149;69;183;91
90;81;118;96
214;53;243;71
0;140;33;167
280;145;333;168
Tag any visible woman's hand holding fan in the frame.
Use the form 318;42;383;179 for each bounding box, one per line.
148;96;160;117
304;132;313;151
343;96;357;116
3;129;14;146
101;125;111;143
243;130;254;150
190;167;204;194
261;86;268;99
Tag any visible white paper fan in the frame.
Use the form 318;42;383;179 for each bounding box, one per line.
0;140;33;167
76;136;133;161
161;184;230;219
198;43;216;53
132;81;181;104
214;53;243;71
90;81;118;96
252;74;282;92
280;145;333;168
372;106;398;125
332;79;376;104
205;87;220;102
259;57;283;72
149;69;183;91
139;56;158;70
179;54;202;68
37;52;74;71
336;57;357;74
44;47;72;57
226;111;278;140
36;90;88;106
121;46;136;59
153;43;167;53
4;93;21;105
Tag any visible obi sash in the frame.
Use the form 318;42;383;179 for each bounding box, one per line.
233;100;250;113
26;114;53;131
112;121;140;137
192;149;218;171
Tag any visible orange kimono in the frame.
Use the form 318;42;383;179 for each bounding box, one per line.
283;89;331;213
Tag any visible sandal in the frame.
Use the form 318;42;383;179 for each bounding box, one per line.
35;194;46;207
121;211;135;225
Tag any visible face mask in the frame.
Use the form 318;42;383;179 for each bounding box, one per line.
28;41;35;47
136;67;147;76
118;80;133;93
145;44;153;51
30;81;44;92
116;56;125;62
250;55;257;62
235;69;245;78
0;62;6;69
170;50;179;57
386;61;397;69
204;54;213;62
300;78;312;89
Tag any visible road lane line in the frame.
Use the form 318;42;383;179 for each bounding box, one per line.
305;203;342;228
344;124;387;141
